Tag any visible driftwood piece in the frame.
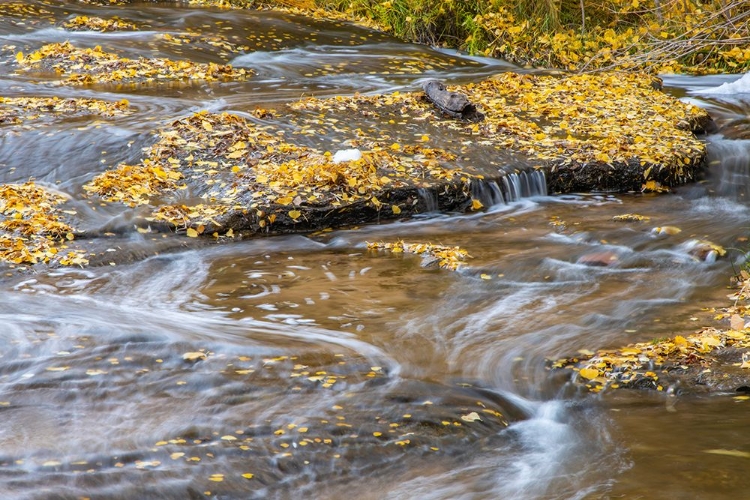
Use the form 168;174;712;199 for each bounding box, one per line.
422;79;484;122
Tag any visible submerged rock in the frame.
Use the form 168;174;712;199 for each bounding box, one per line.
577;251;619;267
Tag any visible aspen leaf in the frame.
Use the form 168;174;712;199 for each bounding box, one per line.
460;411;482;422
288;210;301;220
730;314;744;331
201;121;213;131
653;226;681;235
182;351;206;361
242;473;254;479
391;205;401;214
471;199;484;210
186;227;199;238
579;367;600;379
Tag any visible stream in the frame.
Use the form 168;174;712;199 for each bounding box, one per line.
2;2;750;499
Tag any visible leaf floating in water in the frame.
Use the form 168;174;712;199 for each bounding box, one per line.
460;411;482;423
612;213;650;222
242;473;254;480
704;449;750;459
480;274;492;280
367;241;469;271
183;351;207;362
652;226;682;235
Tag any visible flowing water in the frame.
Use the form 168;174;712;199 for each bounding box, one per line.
1;2;750;499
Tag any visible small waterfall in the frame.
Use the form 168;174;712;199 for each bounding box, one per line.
417;187;439;212
475;169;548;206
504;170;548;201
471;179;506;207
470;170;548;207
704;137;750;200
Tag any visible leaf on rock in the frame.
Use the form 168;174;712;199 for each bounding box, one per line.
579;367;600;380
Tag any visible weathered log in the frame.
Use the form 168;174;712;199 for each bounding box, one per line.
422;79;484;122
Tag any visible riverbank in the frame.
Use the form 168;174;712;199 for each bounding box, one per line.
185;0;750;75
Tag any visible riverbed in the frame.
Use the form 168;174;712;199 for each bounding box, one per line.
1;2;750;499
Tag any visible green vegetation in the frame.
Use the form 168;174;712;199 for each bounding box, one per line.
194;0;750;74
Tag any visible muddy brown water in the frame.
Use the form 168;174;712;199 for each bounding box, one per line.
2;2;750;499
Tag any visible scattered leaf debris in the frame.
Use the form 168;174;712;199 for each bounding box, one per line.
367;241;469;271
0;182;87;266
612;213;650;222
292;71;709;192
552;326;750;393
15;41;251;86
0;96;131;125
84;110;471;233
62;15;137;32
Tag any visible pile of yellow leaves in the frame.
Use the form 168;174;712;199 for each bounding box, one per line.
293;72;708;186
84;161;184;208
0;96;130;125
552;326;750;393
15;42;251;86
0;182;88;266
0;2;55;24
367;241;469;271
85;110;465;232
612;213;650;222
476;2;750;74
62;15;137;31
151;204;229;235
160;33;250;55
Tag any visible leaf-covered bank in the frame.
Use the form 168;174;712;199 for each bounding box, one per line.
77;72;708;242
182;0;750;75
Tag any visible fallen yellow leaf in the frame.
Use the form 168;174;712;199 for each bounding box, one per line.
579;367;600;380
